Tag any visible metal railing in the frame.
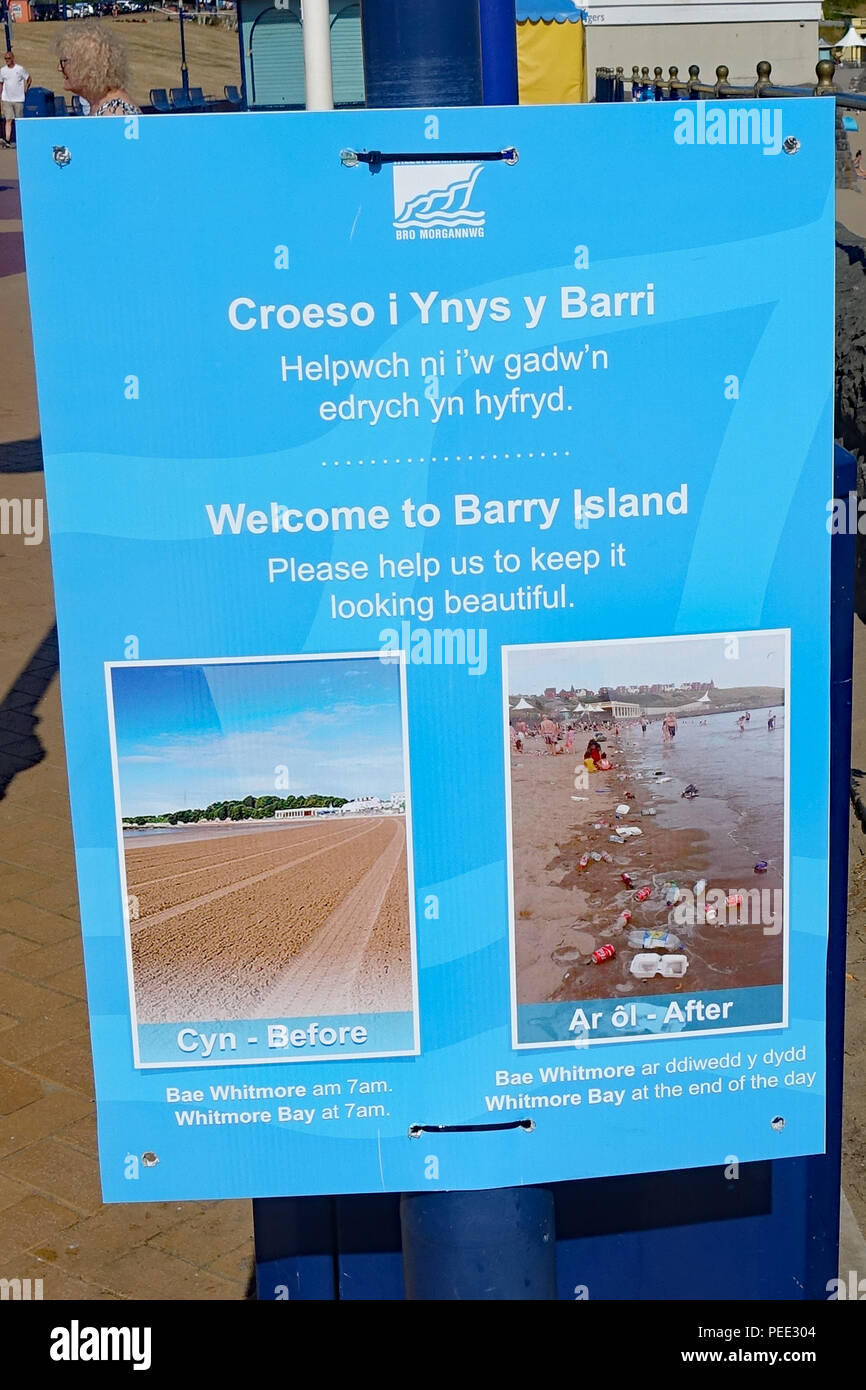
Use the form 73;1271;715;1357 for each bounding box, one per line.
594;59;866;110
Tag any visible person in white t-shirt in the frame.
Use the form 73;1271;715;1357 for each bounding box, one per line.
0;52;31;148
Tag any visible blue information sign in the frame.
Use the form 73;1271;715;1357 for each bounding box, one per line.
18;99;834;1201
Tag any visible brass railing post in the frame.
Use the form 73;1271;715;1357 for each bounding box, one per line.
755;60;772;97
815;58;836;95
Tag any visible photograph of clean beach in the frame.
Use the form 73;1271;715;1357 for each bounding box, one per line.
107;654;414;1026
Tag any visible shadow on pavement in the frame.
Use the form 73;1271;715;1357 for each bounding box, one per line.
0;623;58;803
0;436;43;473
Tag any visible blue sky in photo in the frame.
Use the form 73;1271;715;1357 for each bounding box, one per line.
507;632;787;697
110;657;406;816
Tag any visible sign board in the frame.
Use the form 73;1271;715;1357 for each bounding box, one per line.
18;100;833;1201
580;2;820;25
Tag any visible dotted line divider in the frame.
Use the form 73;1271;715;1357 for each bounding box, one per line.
321;451;571;467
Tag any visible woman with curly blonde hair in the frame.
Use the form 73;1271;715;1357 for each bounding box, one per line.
56;23;140;116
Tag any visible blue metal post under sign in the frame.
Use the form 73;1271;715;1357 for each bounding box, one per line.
401;1187;556;1300
478;0;520;105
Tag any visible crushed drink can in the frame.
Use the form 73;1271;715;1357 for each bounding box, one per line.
634;885;652;902
621;872;633;886
601;851;613;863
591;944;616;964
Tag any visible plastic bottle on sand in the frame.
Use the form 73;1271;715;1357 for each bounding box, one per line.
628;928;682;950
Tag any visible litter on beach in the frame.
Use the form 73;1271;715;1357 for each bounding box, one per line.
628;928;682;950
616;825;643;838
591;944;616;964
615;804;631;818
630;952;689;979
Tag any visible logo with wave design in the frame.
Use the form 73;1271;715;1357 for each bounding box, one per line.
393;163;486;241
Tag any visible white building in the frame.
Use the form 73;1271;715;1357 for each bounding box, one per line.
585;0;820;88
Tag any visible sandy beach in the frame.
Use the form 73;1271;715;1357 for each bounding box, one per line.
510;714;785;1007
124;816;412;1022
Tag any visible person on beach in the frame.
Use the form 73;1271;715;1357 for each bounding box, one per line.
767;711;776;730
737;714;747;731
56;23;140;116
662;712;677;742
540;716;558;753
640;716;648;734
584;738;603;769
510;725;523;754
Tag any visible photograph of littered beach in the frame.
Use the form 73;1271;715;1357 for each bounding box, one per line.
504;630;788;1008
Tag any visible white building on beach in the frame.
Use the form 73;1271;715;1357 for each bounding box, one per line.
583;0;820;87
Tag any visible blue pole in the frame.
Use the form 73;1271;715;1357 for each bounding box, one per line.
357;0;554;1304
401;1187;557;1300
360;0;483;108
478;0;519;105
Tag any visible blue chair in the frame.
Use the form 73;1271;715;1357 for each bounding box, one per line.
53;95;69;116
149;88;172;114
71;94;87;115
224;84;242;108
170;87;192;111
23;87;54;118
188;87;205;110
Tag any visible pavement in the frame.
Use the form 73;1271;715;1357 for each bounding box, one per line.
0;145;253;1300
0;136;864;1300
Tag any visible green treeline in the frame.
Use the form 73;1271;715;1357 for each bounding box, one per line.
123;793;348;827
